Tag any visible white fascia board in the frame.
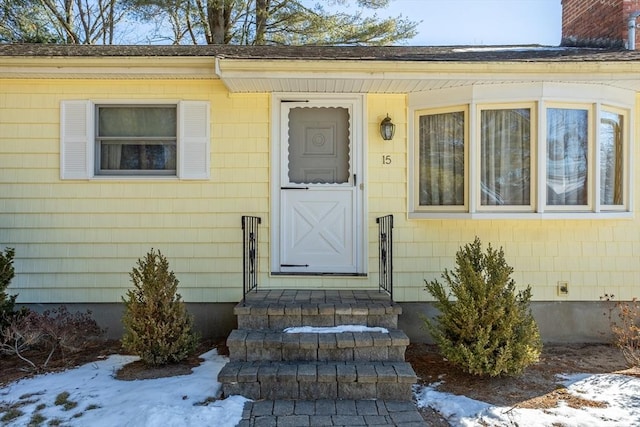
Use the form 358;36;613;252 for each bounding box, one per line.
0;57;217;79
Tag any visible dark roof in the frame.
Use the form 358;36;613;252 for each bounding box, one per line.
2;43;640;62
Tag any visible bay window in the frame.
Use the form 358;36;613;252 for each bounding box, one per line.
409;85;631;218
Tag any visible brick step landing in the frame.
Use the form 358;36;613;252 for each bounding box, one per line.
235;301;401;329
227;329;410;362
219;360;417;401
237;399;426;427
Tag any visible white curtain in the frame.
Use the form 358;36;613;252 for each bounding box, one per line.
480;109;530;206
98;106;177;172
101;144;122;169
419;111;465;206
546;108;588;206
600;111;623;205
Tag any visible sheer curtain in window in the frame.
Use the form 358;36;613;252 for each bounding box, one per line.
546;108;588;206
418;111;465;206
480;109;531;206
97;106;177;173
600;111;624;206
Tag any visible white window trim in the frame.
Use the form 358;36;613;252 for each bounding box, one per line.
474;102;537;213
60;100;210;181
543;102;594;213
408;83;635;220
597;104;630;213
412;105;469;213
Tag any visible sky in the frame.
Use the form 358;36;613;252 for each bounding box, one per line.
349;0;563;46
1;326;639;427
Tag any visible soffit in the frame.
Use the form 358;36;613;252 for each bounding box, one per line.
215;59;640;93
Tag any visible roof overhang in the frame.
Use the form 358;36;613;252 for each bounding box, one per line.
215;58;640;93
0;56;216;79
2;54;640;93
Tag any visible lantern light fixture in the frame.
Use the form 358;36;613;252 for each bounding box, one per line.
380;114;395;141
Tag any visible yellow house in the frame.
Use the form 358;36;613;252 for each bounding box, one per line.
1;43;640;341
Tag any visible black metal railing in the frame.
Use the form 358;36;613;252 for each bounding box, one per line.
242;215;261;304
376;214;394;300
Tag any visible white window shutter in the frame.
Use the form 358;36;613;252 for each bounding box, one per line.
179;101;210;180
60;100;92;180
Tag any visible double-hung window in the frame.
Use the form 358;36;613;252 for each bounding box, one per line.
60;100;210;180
96;105;177;176
409;84;631;218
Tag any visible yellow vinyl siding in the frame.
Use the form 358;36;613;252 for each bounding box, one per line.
1;78;268;303
2;81;640;304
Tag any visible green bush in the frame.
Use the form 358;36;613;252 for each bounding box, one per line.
0;247;17;329
424;237;542;377
121;249;198;366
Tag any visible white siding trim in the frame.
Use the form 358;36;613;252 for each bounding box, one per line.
178;101;211;180
60;100;92;180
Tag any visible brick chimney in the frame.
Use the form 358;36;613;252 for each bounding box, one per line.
561;0;640;49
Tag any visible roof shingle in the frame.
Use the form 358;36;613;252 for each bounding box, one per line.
2;43;640;62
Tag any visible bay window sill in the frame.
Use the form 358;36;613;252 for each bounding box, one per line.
408;211;634;220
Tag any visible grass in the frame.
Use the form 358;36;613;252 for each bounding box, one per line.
27;412;46;426
19;392;45;400
53;392;70;406
1;390;96;426
0;407;24;423
0;396;40;423
53;391;78;411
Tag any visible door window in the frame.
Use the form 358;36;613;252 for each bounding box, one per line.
287;107;351;184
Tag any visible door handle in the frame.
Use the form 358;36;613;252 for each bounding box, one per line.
281;186;309;190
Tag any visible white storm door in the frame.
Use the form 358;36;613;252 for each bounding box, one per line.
279;103;360;274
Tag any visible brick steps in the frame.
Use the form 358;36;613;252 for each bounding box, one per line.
219;360;416;401
235;301;401;329
237;399;426;427
227;329;410;362
218;290;418;403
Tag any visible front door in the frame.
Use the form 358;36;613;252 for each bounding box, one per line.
273;97;364;274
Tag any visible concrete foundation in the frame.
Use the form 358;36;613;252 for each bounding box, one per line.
399;301;614;344
20;300;614;343
20;302;237;340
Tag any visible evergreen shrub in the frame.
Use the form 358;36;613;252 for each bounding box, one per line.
424;237;542;377
121;249;198;366
0;247;17;329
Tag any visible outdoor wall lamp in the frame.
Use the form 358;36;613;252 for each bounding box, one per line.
380;114;395;141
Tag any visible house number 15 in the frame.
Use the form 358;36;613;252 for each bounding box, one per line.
382;155;392;165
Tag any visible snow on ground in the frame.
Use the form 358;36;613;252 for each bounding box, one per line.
0;350;248;427
414;372;640;427
1;341;639;427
